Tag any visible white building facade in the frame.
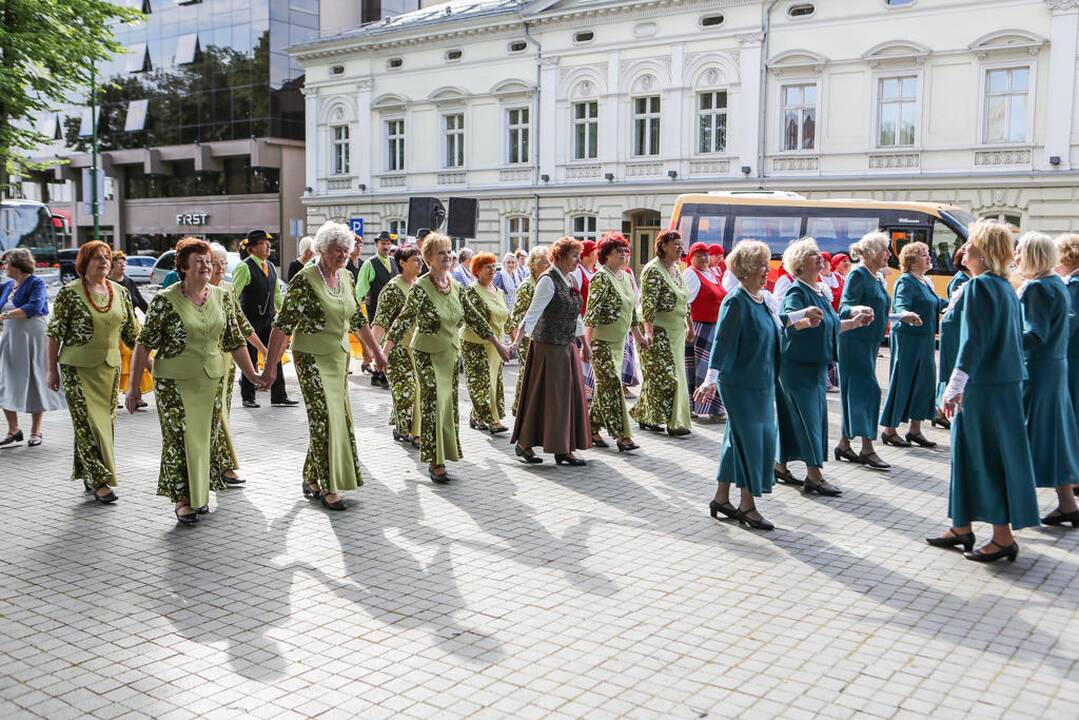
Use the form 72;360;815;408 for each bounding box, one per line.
292;0;1079;266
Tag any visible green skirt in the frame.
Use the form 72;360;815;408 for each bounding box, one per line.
295;350;363;494
59;363;120;489
213;361;239;473
385;345;420;437
414;347;462;466
631;324;691;430
462;340;505;426
154;373;227;508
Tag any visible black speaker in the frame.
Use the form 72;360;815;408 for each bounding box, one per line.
407;197;446;236
447;197;479;238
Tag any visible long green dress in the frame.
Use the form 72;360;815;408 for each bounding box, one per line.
584;266;639;440
631;258;692;431
880;273;946;427
460;283;509;426
1019;275;1079;488
139;285;246;508
273;265;367;494
838;265;890;440
508;276;537;415
388;276;464;466
214;283;254;473
372;275;419;438
936;272;972;407
777;280;839;467
1065;273;1079;429
949;273;1039;529
710;287;782;497
46;280;140;489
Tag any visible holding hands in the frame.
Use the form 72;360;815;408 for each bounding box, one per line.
694;381;717;404
899;310;923;327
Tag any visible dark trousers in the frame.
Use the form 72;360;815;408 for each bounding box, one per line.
241;321;286;403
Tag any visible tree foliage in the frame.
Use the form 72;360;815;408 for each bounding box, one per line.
0;0;141;188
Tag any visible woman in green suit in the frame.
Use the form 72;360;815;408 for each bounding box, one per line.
460;252;513;434
262;222;386;511
933;221;1040;562
774;238;873;497
879;242;948;448
934;246;971;429
372;243;423;446
46;241;139;504
508;246;550;415
585;232;648;451
126;238;263;524
631;229;693;436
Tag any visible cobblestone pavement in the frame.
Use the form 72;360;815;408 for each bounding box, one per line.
2;352;1077;720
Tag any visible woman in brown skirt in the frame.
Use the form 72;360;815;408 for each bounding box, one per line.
511;237;592;466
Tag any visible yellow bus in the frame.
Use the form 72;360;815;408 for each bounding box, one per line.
668;191;975;296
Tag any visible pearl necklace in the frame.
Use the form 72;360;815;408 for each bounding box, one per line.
317;261;342;296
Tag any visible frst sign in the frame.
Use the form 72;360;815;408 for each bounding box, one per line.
349;217;364;237
176;212;209;226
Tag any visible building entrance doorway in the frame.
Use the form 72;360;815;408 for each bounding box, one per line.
622;209;662;275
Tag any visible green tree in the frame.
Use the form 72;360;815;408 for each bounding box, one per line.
0;0;141;195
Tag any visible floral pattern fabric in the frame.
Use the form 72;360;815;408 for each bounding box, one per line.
630;326;679;426
387;281;464;345
274;270;367;337
583;269;641;329
414;347;462;465
508;277;536;415
47;281;140;349
461;341;505;425
153;377;227;501
58;364;119;489
372;280;418;435
294;351;363;492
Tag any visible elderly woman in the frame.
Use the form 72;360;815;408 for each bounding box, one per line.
514;248;529;283
373;244;423;446
934;245;971;430
1056;234;1079;493
508;245;550;415
0;249;66;448
631;229;694;436
834;231;920;469
493;252;520;312
384;233;472;483
694;241;820;530
879;242;947;448
774;238;873;497
460;252;513;434
584;232;649;452
46;242;138;502
287;235;315;282
933;221;1039;562
512;237;592;466
262;222;385;509
108;251;152;410
126;238;262;523
1014;232;1079;526
683;241;727;422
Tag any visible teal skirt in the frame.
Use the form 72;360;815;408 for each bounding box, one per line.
838;335;881;440
936;312;961;407
949;381;1040;529
777;359;828;467
880;332;936;427
717;382;776;497
1023;358;1079;488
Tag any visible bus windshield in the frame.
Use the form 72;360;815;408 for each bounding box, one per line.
0;202;60;266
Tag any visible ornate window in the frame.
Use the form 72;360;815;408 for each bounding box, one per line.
443;113;464;168
573;101;598;160
781;84;816;151
331;125;350;175
632;95;661;157
697;91;728;154
571;215;597;242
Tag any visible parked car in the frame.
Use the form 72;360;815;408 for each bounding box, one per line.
57;248;79;284
150;250;246;286
124;255;156;284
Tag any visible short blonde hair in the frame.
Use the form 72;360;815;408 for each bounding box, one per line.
314;221;353;254
850;230;889;262
968;220;1014;277
297;236;314;258
1016;231;1057;278
421;232;452;265
208;242;228;262
898;241;929;273
727;240;771;282
782;237;821;277
527;245;549;277
1056;233;1079;268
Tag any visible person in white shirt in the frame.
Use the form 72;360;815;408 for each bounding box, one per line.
451;247;475;285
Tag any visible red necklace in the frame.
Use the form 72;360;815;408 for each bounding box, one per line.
83;280;114;314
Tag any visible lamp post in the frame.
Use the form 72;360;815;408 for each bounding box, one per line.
88;62;100;242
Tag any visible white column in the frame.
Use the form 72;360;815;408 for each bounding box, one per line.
664;45;685;172
356;78;373;187
539;56;559;179
735;33;765;176
303;87;318;193
603;51;620;167
1045;2;1079;170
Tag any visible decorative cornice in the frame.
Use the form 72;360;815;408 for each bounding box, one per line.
1045;0;1079;14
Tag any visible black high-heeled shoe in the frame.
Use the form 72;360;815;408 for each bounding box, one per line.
196;505;209;514
590;435;609;448
392;429;409;443
859;452;891;470
964;541;1019;563
488;424;508;435
774;467;804;486
428;466;451;484
736;508;774;531
0;429;23;447
803;477;842;496
468;418;488;431
94;489;118;504
708;500;738;520
616;438;639;453
554;453;586;466
881;431;911;448
905;432;937;448
833;445;860;463
931;414;951;430
222;472;245;487
320;494;348;510
1041;508;1079;528
667;426;691;437
302;481;321;499
175;507;199;525
925;529;975;552
639;422;662;433
515;444;542;464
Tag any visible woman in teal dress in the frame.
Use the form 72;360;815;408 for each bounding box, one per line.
774;238;873;497
373;244;423;446
1055;233;1079;501
460;252;513;434
880;242;948;448
631;230;693;436
934;248;972;429
127;238;263;524
695;241;821;531
1015;232;1079;526
263;222;386;511
932;221;1040;562
835;231;920;469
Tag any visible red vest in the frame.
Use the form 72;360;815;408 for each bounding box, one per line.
831;274;844;311
689;267;725;323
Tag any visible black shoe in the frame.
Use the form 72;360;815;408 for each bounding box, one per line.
222;473;245;487
859;452;891;470
708;500;738;520
271;398;299;407
0;430;23;448
926;529;975;552
242;400;260;409
302;481;321;500
736;508;774;531
27;433;42;447
1041;508;1079;528
392;430;410;444
137;400;148;409
469;418;488;431
591;435;610;449
429;466;451;484
410;436;421;449
175;507;199;525
616;439;639;453
931;413;951;430
905;432;937;448
320;494;348;510
488;423;509;435
195;505;209;514
94;489;118;504
554;453;586;466
667;426;691;437
371;374;381;387
774;467;804;486
881;431;911;448
964;541;1019;563
803;477;842;496
639;422;662;433
378;376;389;389
833;445;860;463
515;445;542;464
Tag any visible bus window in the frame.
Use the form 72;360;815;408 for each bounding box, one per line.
885;228;928;269
930;220;964;275
677;211;726;249
732;215;800;256
806;216;880;256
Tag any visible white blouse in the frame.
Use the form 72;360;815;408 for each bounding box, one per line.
521;266;586;338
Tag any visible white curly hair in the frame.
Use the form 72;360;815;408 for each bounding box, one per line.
314;221;354;254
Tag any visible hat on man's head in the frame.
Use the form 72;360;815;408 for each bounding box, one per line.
376;230;396;241
246;229;272;245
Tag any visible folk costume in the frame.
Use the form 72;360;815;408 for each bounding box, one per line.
584;265;640;441
372;275;420;439
460;283;510;428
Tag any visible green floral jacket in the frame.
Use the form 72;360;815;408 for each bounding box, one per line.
273;269;368;336
639;261;691;325
508;276;536;333
583;268;641;329
46;280;139;349
138;286;247;357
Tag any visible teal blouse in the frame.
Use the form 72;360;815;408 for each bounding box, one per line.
956;273;1026;384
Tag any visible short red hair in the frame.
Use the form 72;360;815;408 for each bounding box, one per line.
469;251;497;276
597;232;630;264
175;236;212;280
549;236;582;265
75;241;112;278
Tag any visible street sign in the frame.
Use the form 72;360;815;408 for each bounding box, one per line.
349;217;364;237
